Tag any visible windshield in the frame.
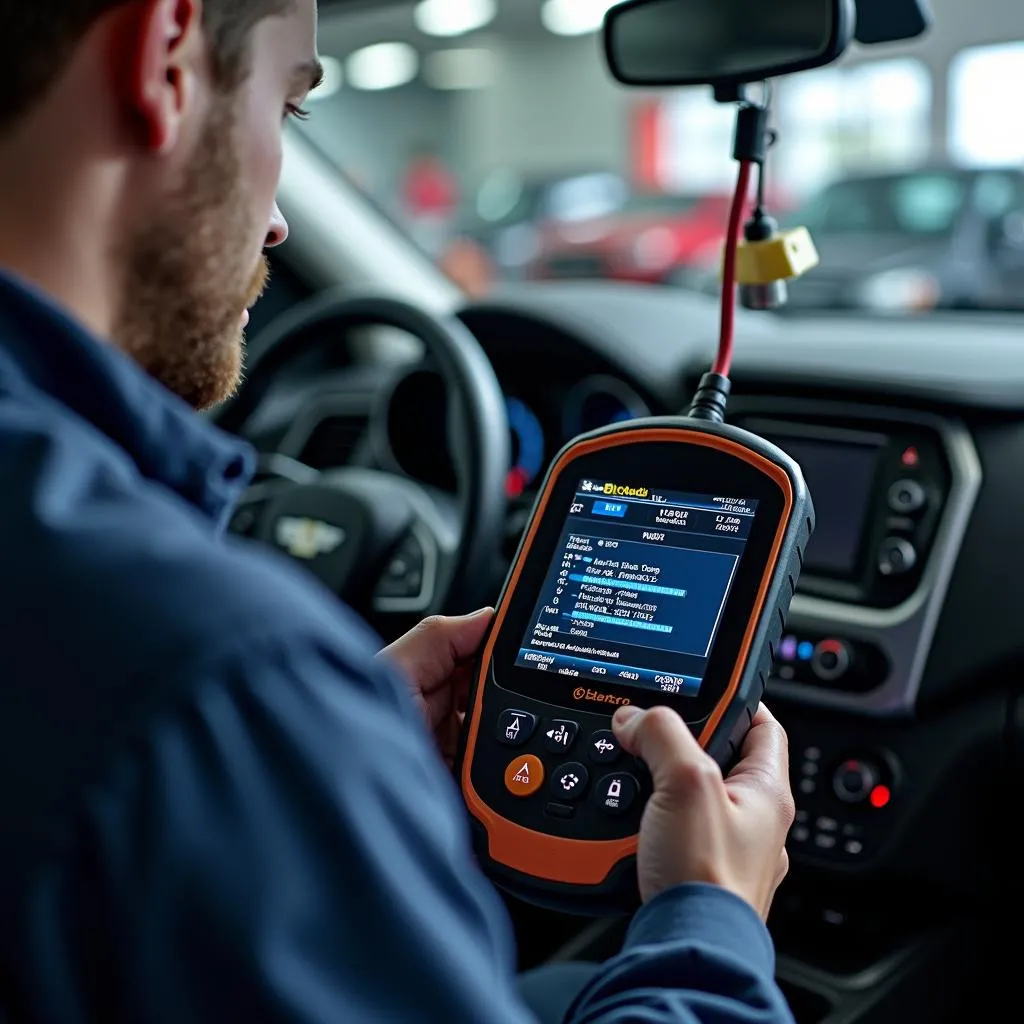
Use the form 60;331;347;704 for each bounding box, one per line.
298;0;1024;315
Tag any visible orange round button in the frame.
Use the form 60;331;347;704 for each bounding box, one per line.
504;754;544;797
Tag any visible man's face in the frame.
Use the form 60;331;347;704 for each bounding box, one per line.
114;0;320;411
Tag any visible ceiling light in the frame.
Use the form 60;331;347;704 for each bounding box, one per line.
307;55;343;102
415;0;496;37
346;42;419;91
424;48;496;90
541;0;618;37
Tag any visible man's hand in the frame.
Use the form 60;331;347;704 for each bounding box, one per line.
377;609;493;768
612;702;794;919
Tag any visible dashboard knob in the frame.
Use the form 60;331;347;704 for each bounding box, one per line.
833;759;880;803
811;639;852;682
888;478;926;515
878;536;917;576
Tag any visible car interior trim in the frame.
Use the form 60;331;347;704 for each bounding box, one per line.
726;398;982;715
277;392;374;462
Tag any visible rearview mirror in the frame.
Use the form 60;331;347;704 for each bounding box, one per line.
603;0;855;91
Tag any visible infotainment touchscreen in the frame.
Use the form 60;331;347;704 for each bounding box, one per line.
514;480;758;697
761;435;880;575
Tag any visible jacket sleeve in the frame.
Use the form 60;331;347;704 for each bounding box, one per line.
14;627;792;1024
565;884;796;1024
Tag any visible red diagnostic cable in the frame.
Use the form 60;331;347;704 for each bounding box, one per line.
712;159;754;379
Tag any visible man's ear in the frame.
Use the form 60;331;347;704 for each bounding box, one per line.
114;0;206;153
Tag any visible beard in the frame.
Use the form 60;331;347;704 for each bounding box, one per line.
113;95;269;411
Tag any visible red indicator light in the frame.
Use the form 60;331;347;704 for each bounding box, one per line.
869;784;891;809
901;446;920;468
505;467;528;498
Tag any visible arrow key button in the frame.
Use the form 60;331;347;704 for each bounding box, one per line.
589;730;621;764
542;719;579;754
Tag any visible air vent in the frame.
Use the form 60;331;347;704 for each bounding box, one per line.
297;414;368;469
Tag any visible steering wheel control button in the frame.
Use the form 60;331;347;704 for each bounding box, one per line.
811;639;852;682
589;730;621;764
543;720;579;754
833;759;880;804
551;762;589;801
888;478;926;515
497;710;537;746
504;755;544;797
878;537;917;576
376;533;427;600
595;773;638;816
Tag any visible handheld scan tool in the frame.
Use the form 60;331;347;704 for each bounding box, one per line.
458;420;813;912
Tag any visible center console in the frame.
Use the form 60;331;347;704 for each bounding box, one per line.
680;402;984;1023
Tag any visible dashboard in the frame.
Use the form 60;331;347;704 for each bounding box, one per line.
241;281;1024;920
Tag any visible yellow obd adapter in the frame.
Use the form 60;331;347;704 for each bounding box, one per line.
733;213;820;310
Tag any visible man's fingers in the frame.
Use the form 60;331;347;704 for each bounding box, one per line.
725;703;794;824
379;608;493;691
410;608;494;663
612;705;721;797
728;704;789;781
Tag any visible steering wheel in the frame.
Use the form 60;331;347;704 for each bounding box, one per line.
214;292;510;631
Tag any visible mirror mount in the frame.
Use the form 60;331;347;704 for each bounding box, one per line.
712;82;755;105
730;98;771;165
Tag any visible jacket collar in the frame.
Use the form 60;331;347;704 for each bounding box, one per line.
0;270;255;527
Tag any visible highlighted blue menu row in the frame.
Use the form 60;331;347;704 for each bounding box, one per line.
569;573;688;598
569;610;673;634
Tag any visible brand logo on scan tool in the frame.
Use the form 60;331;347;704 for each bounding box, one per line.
573;686;632;706
603;482;649;499
275;517;347;560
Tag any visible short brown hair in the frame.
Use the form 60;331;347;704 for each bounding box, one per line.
0;0;292;132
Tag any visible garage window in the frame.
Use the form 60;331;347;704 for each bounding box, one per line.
949;43;1024;167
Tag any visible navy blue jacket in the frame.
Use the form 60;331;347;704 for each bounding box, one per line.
0;269;795;1023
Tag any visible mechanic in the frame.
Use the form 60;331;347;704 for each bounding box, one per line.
0;2;797;1022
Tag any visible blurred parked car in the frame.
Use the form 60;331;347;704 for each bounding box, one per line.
529;190;786;285
782;166;1024;313
444;168;629;285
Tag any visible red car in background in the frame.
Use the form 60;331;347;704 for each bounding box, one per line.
529;189;787;285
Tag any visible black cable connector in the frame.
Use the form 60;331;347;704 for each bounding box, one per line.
687;372;732;423
733;103;770;165
744;207;778;244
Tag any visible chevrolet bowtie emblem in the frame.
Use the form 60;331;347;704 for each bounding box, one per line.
274;517;346;560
